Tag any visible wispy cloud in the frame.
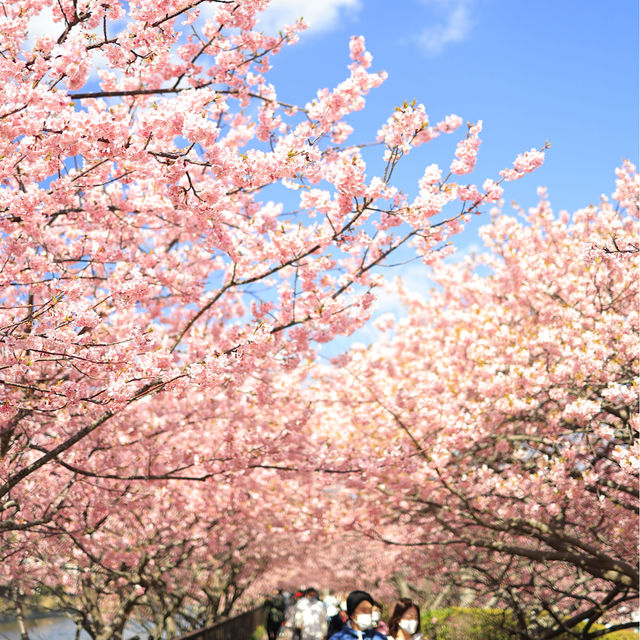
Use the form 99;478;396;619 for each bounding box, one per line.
257;0;362;36
318;261;435;357
25;5;59;47
319;239;490;357
416;0;473;55
25;6;128;85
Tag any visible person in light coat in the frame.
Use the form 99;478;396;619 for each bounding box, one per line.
294;588;328;640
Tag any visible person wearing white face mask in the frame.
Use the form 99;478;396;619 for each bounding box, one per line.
386;599;422;640
327;590;386;640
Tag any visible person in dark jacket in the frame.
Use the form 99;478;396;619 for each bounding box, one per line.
326;607;348;639
328;590;386;640
265;589;286;640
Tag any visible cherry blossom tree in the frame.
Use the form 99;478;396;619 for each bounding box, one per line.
1;356;346;638
1;1;553;634
0;0;542;537
3;445;346;639
23;475;314;640
311;162;639;638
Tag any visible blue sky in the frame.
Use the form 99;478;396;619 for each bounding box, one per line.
259;0;637;223
254;0;638;351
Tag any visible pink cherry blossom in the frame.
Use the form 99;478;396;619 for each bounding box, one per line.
1;1;551;636
309;165;639;635
500;147;546;181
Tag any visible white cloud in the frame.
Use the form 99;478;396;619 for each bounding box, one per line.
319;240;491;357
416;0;472;55
25;8;130;87
26;6;61;47
257;0;362;35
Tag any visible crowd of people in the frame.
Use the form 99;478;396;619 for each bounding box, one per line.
264;588;424;640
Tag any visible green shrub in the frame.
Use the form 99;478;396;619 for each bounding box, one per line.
421;607;513;640
420;607;638;640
